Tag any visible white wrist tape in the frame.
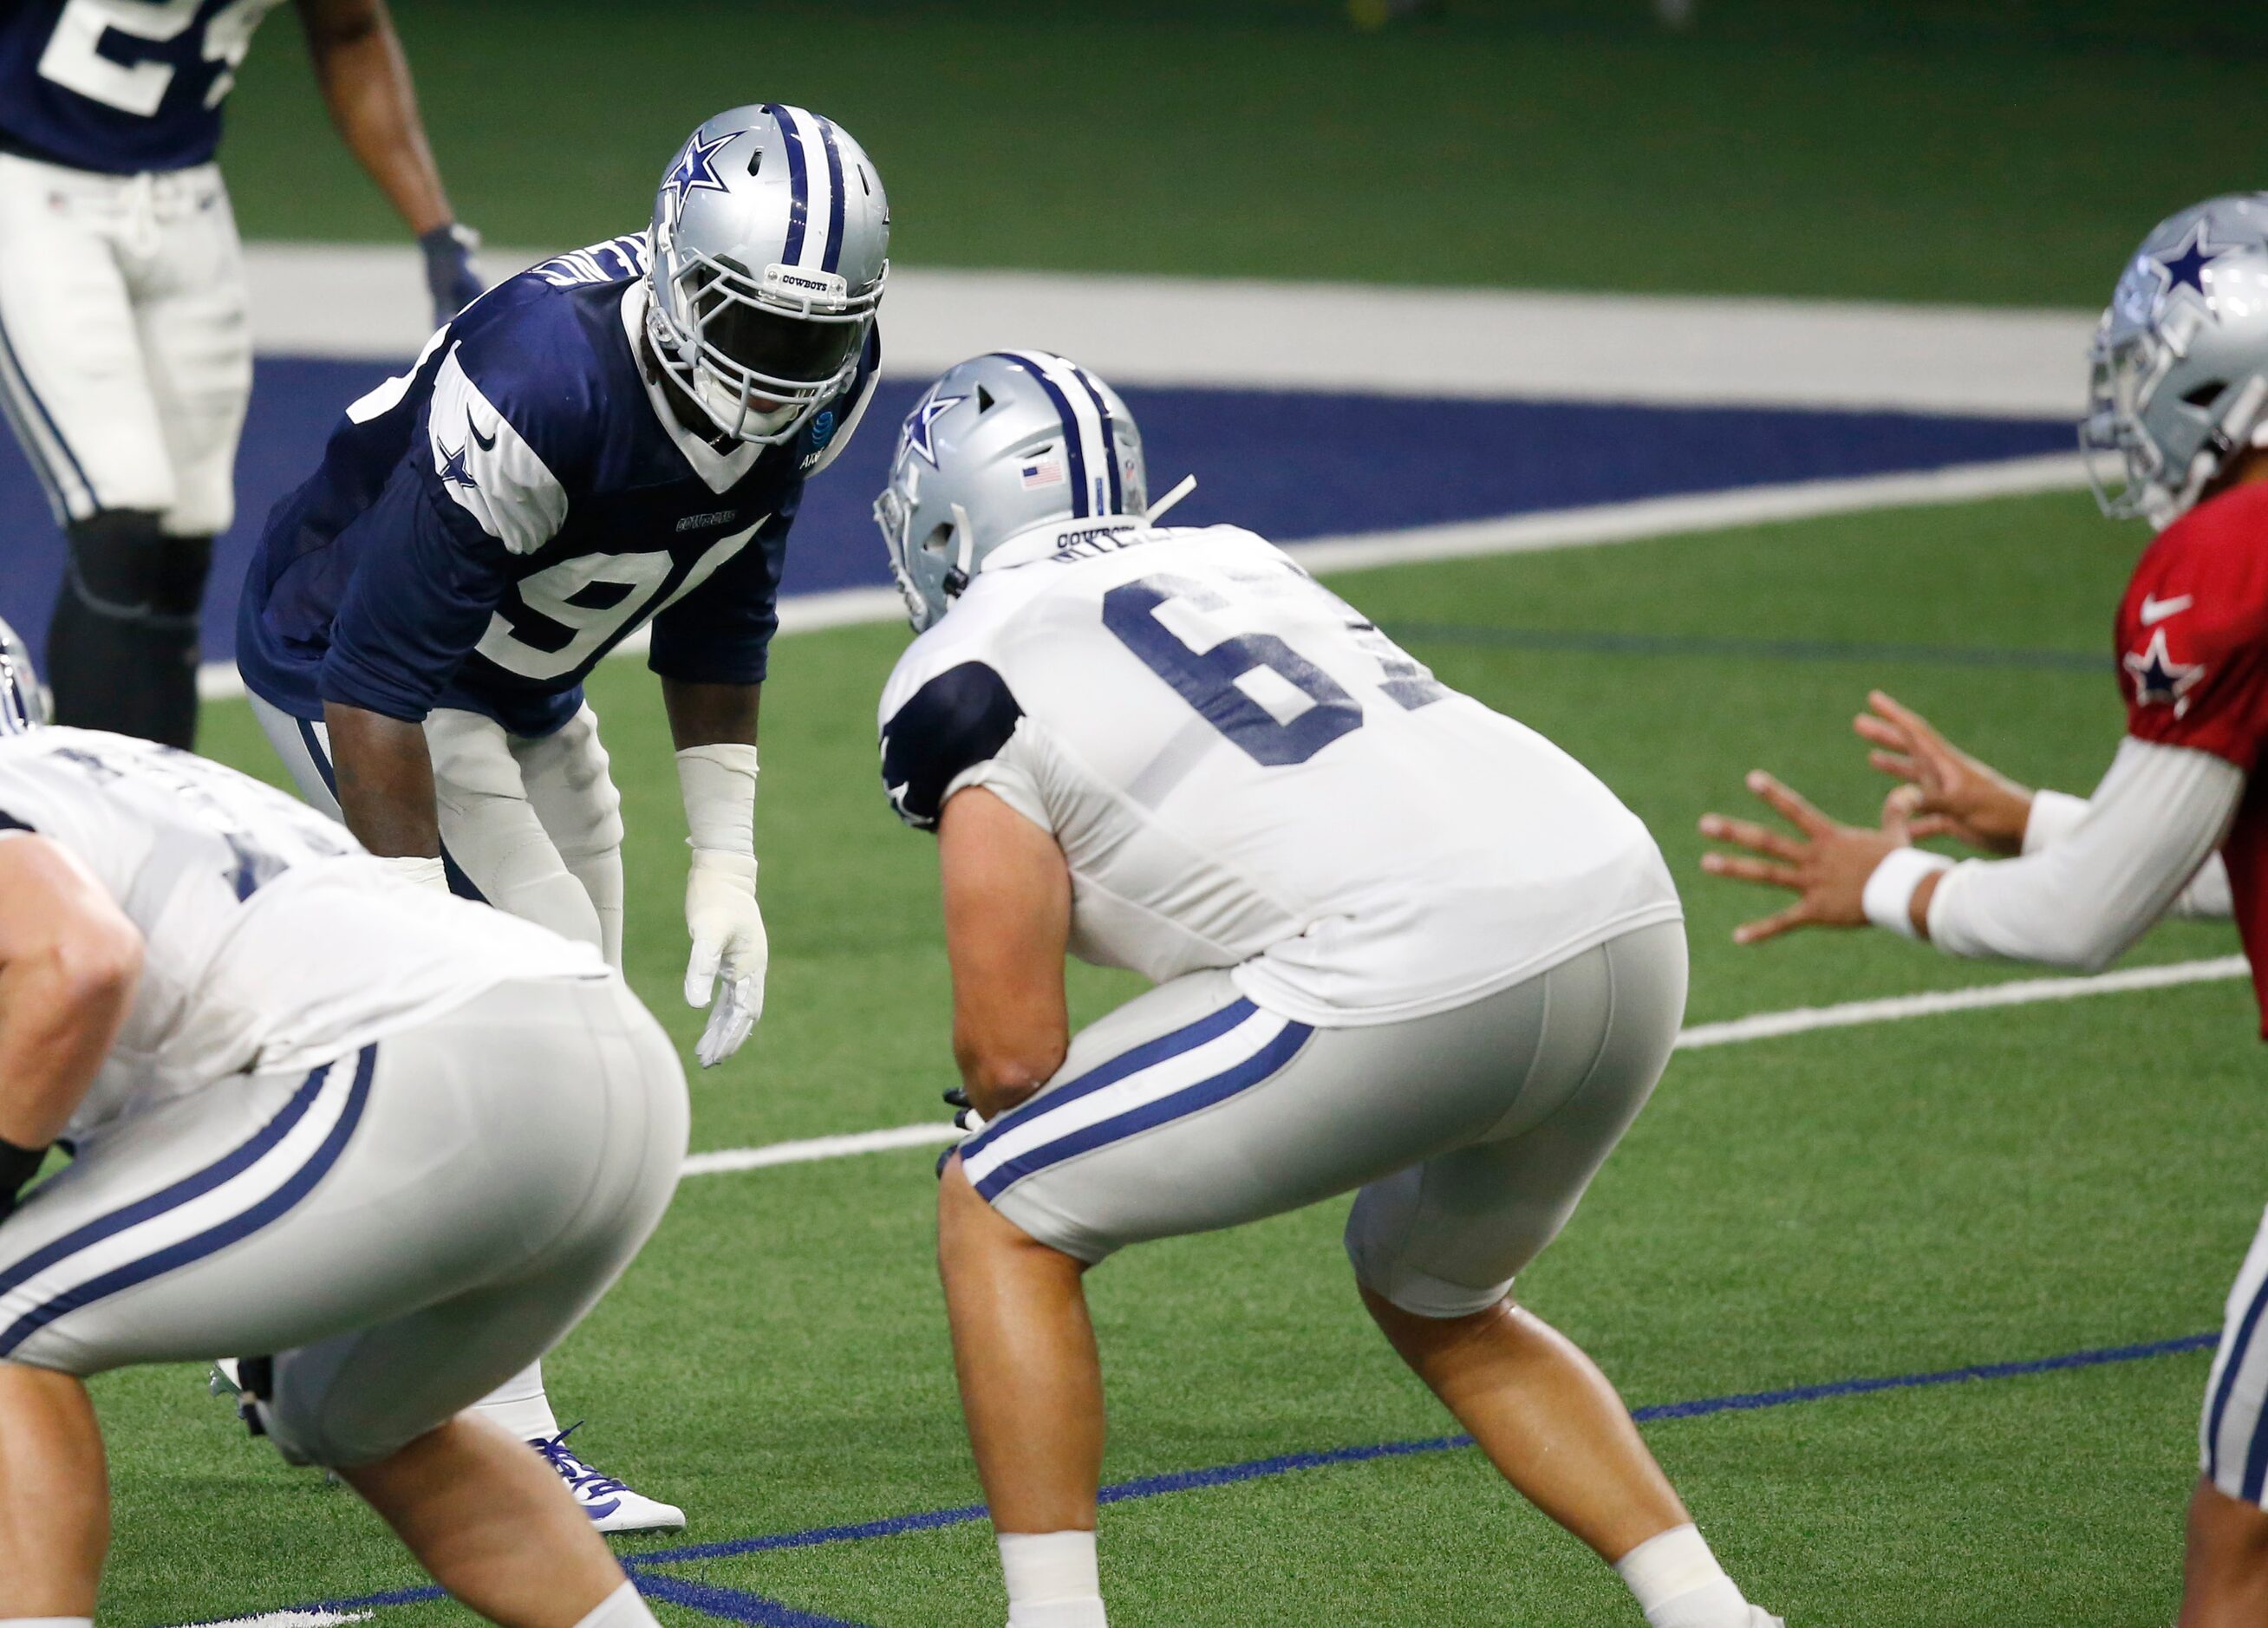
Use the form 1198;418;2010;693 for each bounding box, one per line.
676;743;759;856
2021;788;2089;856
1861;847;1954;938
377;853;449;892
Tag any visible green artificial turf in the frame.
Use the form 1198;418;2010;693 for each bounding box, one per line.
214;0;2268;306
108;485;2259;1626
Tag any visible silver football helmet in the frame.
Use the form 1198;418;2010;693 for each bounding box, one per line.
2083;193;2268;529
873;351;1162;630
646;104;890;446
0;617;48;736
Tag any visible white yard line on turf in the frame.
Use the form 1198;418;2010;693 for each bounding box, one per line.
244;245;2094;417
199;1612;372;1628
191;453;2089;703
684;954;2251;1179
1674;954;2250;1050
682;1123;964;1176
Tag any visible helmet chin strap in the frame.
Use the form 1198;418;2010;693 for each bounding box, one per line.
1145;474;1196;524
2167;374;2268;527
942;502;978;600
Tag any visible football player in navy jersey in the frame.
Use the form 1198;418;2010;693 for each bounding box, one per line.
233;103;889;1531
0;0;480;751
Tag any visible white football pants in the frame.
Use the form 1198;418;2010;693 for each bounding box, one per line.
251;692;629;1437
250;694;628;971
0;974;688;1468
0;151;251;534
959;920;1687;1318
2203;1203;2268;1510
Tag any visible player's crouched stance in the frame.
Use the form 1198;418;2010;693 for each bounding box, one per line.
0;625;688;1625
872;354;1782;1628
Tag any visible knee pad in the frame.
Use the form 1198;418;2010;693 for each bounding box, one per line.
524;709;625;858
62;511;211;625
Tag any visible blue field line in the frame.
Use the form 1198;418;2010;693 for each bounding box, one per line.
184;1329;2217;1628
633;1571;875;1627
1627;1331;2219;1421
627;1327;2219;1571
1391;623;2106;673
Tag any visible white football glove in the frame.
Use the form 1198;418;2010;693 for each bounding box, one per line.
684;850;766;1068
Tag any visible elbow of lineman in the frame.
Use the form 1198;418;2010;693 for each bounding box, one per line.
2067;930;2132;977
953;1042;1060;1121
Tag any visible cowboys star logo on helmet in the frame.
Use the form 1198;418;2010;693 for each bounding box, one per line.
646;103;890;446
872;351;1164;631
662;129;736;210
2085;193;2268;530
901;393;966;468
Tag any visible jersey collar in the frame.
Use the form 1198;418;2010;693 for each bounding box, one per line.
618;280;762;495
982;516;1155;575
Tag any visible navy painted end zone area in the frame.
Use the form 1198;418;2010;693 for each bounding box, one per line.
0;358;2072;672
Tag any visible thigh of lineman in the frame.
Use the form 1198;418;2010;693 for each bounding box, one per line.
0;151;251;534
957;921;1687;1317
2203;1205;2268;1510
0;976;686;1469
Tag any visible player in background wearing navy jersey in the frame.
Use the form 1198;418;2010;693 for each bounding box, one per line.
1700;194;2268;1626
233;103;889;1532
0;0;481;751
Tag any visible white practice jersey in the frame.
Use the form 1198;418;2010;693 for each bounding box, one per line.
0;729;605;1141
877;524;1681;1026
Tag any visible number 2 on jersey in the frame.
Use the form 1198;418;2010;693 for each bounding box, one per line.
37;0;277;117
1102;573;1439;767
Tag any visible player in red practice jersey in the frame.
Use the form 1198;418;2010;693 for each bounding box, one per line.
1699;192;2268;1628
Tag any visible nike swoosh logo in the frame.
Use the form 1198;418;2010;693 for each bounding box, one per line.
2141;594;2193;626
468;416;498;453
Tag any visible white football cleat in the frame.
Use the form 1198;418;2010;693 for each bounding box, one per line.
1750;1612;1787;1627
531;1424;686;1534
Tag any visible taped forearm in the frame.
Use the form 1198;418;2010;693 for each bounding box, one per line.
1924;739;2242;969
677;743;759;856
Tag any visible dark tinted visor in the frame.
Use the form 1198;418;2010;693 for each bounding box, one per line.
699;292;864;384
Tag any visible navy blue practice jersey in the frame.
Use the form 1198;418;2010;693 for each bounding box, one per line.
0;0;284;173
236;234;879;738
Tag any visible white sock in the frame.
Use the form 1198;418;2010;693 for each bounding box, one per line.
1;1618;95;1628
471;1360;561;1441
1000;1530;1107;1628
1614;1524;1753;1628
570;1581;659;1628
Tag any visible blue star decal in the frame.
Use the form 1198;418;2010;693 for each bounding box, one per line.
900;393;967;468
662;130;735;212
2122;628;2205;714
2155;221;2229;301
437;440;477;491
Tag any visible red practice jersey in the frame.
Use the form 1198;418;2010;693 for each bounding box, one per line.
2116;479;2268;1034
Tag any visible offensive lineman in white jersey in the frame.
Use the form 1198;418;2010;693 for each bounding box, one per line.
871;353;1783;1628
0;620;689;1623
0;0;482;750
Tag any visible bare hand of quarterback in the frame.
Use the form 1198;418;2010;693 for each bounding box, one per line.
1699;772;1905;943
684;851;766;1069
1854;690;2032;856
